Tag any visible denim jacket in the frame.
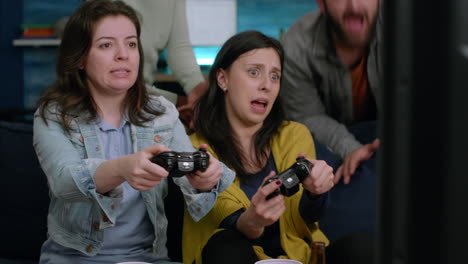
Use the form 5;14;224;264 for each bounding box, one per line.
33;96;234;259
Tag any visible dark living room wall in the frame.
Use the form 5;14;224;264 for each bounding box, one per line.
2;0;317;111
0;1;24;110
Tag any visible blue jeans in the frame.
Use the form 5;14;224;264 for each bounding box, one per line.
314;121;378;242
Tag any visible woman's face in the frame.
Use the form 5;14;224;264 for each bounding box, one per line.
82;15;139;98
217;48;281;129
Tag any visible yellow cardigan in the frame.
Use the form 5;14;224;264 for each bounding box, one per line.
183;121;329;264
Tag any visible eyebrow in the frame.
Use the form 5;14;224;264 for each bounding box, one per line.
95;35;138;42
246;63;281;72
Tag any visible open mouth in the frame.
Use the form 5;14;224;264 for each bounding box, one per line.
110;68;131;77
252;99;267;107
251;99;268;113
344;15;365;33
111;69;130;74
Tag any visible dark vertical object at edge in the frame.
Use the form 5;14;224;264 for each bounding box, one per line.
379;0;468;263
444;0;468;263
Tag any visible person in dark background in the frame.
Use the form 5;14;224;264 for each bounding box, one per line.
33;1;233;263
280;0;382;242
122;0;209;128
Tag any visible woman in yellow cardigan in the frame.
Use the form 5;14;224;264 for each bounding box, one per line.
182;31;371;264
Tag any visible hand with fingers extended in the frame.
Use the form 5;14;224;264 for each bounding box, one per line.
236;172;286;239
119;144;172;191
185;144;223;192
335;138;380;185
176;81;209;130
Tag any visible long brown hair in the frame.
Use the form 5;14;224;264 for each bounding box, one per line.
194;31;286;182
37;0;161;132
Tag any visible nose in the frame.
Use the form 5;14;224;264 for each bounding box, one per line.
115;44;129;61
348;0;359;9
259;75;271;92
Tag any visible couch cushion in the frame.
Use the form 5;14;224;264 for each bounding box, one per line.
0;121;49;260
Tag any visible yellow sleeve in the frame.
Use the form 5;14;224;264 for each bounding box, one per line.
271;121;316;171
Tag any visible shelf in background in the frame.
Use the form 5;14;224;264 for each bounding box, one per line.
12;38;61;47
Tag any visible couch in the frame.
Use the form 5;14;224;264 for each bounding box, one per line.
0;119;49;263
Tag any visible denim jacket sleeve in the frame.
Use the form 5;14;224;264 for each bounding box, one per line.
33;110;122;226
160;99;235;222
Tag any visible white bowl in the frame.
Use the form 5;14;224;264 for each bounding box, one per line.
115;262;152;264
255;259;303;264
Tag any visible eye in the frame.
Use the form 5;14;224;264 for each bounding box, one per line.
271;72;281;81
99;42;111;49
128;41;137;48
248;68;259;77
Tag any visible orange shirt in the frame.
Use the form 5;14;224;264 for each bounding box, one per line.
350;55;377;122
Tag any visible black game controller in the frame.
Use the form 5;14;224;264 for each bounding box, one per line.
150;148;209;177
264;157;312;199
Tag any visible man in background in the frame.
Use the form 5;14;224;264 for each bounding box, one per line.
281;0;382;241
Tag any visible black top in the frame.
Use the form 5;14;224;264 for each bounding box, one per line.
220;154;328;258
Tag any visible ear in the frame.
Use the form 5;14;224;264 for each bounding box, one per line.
216;68;228;91
317;0;326;13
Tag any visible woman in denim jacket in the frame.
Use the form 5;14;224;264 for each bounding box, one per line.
33;1;234;263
